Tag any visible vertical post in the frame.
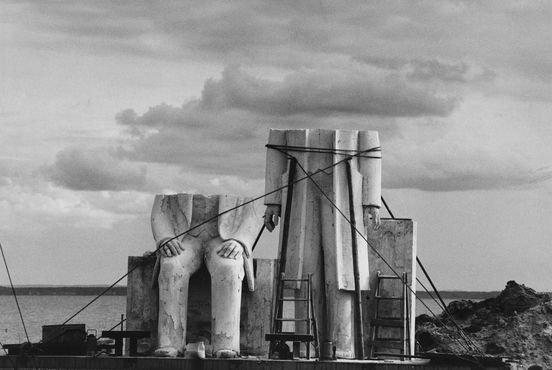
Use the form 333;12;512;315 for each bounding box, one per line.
345;160;365;359
120;313;125;355
273;157;297;333
402;272;409;358
306;274;311;360
269;158;297;357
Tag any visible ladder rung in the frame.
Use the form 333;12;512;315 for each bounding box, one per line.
275;318;310;321
369;340;405;350
375;296;403;300
378;274;402;280
279;298;308;301
280;278;309;282
374;352;407;358
265;333;314;342
371;319;404;328
377;316;404;321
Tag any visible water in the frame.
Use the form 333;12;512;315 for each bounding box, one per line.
0;295;126;347
0;295;470;351
415;297;463;316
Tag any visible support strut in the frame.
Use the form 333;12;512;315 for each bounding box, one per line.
345;160;365;359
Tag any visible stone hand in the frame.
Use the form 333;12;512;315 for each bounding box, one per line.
264;204;281;232
364;206;381;230
158;239;185;258
216;239;244;259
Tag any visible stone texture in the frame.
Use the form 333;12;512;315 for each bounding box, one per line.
126;257;276;356
365;218;417;356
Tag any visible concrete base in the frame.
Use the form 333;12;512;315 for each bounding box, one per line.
0;355;515;370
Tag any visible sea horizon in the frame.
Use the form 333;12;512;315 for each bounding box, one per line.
1;285;524;299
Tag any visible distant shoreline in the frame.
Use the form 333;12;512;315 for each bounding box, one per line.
0;286;127;296
0;286;506;299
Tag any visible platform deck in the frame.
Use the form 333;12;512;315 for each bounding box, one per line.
0;355;514;370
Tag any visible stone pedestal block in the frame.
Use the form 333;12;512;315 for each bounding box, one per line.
126;257;276;356
365;218;417;356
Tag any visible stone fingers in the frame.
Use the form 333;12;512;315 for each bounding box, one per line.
216;241;243;259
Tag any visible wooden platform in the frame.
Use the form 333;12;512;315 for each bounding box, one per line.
0;355;515;370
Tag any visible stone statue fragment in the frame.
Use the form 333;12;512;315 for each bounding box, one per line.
151;193;262;357
264;128;382;358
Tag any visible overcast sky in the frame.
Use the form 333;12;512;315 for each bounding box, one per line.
1;1;551;291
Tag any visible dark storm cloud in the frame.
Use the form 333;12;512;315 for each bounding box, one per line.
200;66;457;117
45;147;147;191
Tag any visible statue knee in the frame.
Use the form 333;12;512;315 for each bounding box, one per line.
158;256;196;282
208;255;244;281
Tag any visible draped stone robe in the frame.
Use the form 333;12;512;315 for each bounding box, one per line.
265;128;382;291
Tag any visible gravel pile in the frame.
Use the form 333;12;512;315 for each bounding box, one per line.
416;281;552;369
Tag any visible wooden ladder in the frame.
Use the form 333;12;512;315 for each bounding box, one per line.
368;271;410;359
265;273;318;359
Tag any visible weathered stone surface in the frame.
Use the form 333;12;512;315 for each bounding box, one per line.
264;128;383;358
240;259;276;355
126;255;158;353
365;218;417;356
126;256;276;356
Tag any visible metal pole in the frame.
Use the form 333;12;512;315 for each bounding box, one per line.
274;157;297;331
345;160;365;359
269;157;298;361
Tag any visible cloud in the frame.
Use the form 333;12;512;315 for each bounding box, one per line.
381;97;552;192
0;183;133;232
200;65;457;117
115;103;268;178
113;65;433;180
16;1;551;82
9;1;550;107
113;66;552;193
45;146;147;191
385;153;552;191
355;56;496;83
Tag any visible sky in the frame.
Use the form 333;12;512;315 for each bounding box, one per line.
0;1;551;291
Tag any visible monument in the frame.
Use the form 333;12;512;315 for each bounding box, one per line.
263;129;382;359
150;193;263;357
124;127;416;360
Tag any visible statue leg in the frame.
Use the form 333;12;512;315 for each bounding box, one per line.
156;236;203;356
204;237;244;357
293;186;326;357
320;201;355;359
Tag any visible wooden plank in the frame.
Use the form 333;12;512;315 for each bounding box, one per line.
0;355;508;370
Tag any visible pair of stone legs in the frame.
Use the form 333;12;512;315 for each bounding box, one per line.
156;235;244;357
292;193;357;359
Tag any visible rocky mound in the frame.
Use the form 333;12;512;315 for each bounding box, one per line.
416;281;552;368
